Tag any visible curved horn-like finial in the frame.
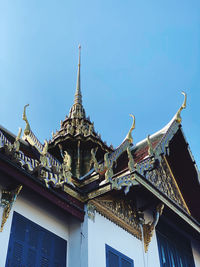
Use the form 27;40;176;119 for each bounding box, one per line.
126;114;135;143
41;140;48;156
176;91;187;123
23;104;31;135
16;127;22;141
147;135;154;157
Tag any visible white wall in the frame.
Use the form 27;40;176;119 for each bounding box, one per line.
0;187;71;267
68;215;88;267
87;211;161;267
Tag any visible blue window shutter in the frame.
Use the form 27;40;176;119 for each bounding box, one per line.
28;223;40;249
107;250;120;267
27;248;37;267
6;212;67;267
157;228;195;267
121;258;132;267
53;235;67;267
26;223;40;267
6;212;27;267
40;230;52;266
106;245;133;267
11;242;24;267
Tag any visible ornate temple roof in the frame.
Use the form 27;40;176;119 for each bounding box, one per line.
0;49;199;238
49;46;109;147
47;46;112;178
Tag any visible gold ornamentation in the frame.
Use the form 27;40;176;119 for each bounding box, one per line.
22;105;61;169
89;197;141;239
147;135;154;157
145;156;190;213
176;91;187;123
163;156;190;214
0;185;22;232
40;140;50;168
153;119;179;159
126;114;135;143
111;174;136;194
3;127;22;154
91;150;114;181
61;150;74;186
87;202;95;221
104;152;114;182
91;148;105;173
66;123;74;135
127;146;135;172
23;104;31;135
12;127;22;152
42;150;74;188
143;203;164;252
63;185;86;202
136;157;155;176
88;123;94;135
134;174;200;234
90;115;136;183
74;174;100;188
87;185;111;200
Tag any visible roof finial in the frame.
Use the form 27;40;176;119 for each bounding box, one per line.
68;45;86;119
176;91;187;123
126;114;135;144
74;44;82;105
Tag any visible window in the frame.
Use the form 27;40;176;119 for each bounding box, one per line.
156;222;195;267
6;212;67;267
106;244;134;267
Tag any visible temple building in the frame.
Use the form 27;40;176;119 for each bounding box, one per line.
0;47;200;267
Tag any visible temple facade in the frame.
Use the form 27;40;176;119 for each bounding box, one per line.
0;47;200;267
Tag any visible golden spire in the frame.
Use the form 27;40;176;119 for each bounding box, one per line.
69;45;86;119
74;45;82;105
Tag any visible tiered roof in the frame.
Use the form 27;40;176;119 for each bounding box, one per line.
0;48;199;246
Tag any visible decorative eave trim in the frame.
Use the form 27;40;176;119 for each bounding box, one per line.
63;185;86;202
154;119;180;158
134;172;200;234
73;173;100;188
0;153;85;221
84;163;200;233
88;198;142;240
87;184;111;200
49;133;112;153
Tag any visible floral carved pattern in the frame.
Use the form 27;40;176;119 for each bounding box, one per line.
88;197;142;240
145;157;189;213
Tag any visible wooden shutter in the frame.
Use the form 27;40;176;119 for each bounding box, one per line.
156;229;195;267
6;212;67;267
106;245;134;267
6;212;27;267
107;249;120;267
26;223;40;267
53;235;67;267
121;258;132;267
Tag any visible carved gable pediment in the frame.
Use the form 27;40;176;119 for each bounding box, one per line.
145;156;190;214
88;196;142;239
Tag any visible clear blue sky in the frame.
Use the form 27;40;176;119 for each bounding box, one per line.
0;0;200;166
